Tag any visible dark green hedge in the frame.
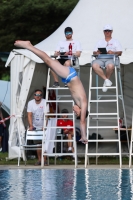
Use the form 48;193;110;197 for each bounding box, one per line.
0;0;79;51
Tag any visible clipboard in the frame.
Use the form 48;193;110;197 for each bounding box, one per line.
98;48;107;54
60;55;69;59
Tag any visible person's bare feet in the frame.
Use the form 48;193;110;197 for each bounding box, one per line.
14;40;32;49
79;138;88;144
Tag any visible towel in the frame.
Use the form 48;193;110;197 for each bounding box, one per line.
43;118;57;154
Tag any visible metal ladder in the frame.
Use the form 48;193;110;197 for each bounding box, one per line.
41;56;80;168
85;55;129;168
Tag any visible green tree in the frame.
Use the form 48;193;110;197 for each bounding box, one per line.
0;0;79;51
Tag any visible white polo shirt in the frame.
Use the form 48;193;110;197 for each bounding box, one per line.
55;40;82;53
94;38;122;52
27;99;49;129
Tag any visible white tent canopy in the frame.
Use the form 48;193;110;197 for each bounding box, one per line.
6;0;133;158
6;0;133;66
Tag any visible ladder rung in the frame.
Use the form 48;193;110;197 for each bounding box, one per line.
90;100;117;102
44;139;74;142
57;95;71;98
88;139;119;142
91;117;117;119
48;87;69;90
90;86;116;89
86;153;120;156
44;126;74;129
43;153;75;156
89;113;118;115
45;113;73;116
97;95;121;97
88;126;119;129
46;100;73;103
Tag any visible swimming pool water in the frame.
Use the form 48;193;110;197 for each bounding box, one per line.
0;169;132;200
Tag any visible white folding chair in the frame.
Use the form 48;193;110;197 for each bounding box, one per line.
18;130;43;166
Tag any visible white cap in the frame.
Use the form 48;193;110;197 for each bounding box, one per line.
103;24;113;30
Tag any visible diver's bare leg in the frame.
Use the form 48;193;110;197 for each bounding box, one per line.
79;102;88;144
14;40;69;78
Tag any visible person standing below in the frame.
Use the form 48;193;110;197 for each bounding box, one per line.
52;27;82;87
57;109;74;154
92;24;122;92
27;89;49;165
0;103;6;152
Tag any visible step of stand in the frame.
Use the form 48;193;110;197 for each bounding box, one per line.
43;153;75;156
43;139;74;142
97;95;121;97
44;113;74;116
57;95;71;98
91;117;118;119
90;86;116;89
88;139;119;142
86;153;120;156
48;87;69;90
90;100;117;102
88;126;119;128
89;113;118;115
46;100;73;103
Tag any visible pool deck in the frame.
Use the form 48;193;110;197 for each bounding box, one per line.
0;165;132;170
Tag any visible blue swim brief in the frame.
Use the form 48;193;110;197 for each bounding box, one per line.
61;67;77;84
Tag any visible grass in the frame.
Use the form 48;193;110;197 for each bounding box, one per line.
0;152;130;166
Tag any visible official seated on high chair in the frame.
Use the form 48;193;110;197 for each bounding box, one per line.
92;24;122;92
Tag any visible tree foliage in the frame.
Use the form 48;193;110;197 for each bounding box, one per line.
0;0;79;51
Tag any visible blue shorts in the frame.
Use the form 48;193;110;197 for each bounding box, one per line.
61;67;77;84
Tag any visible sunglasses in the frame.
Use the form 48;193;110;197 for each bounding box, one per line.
104;30;112;32
34;93;42;97
65;32;72;35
